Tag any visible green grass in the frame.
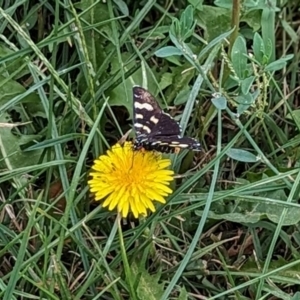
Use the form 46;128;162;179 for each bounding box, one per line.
1;0;300;299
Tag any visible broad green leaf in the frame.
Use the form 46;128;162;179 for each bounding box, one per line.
214;0;233;9
164;65;195;105
108;53;158;119
155;46;182;57
13;92;46;120
169;31;195;60
227;148;258;163
112;0;129;16
231;36;248;79
164;56;182;66
264;54;294;72
216;0;265;9
180;5;195;40
253;32;265;64
240;9;262;32
291;292;300;300
177;287;188;300
211;95;227;110
0;113;42;169
174;89;190;105
159;72;173;91
133;263;164;300
0;46;29;79
236;91;258;115
0;75;25;107
264;37;273;62
197;189;300;226
205;211;262;223
241;256;300;279
241;76;255;95
188;0;203;10
22;4;39;30
265;190;300;225
195;5;231;41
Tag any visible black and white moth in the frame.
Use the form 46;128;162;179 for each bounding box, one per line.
132;86;201;153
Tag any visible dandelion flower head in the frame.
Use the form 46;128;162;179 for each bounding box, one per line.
88;142;174;218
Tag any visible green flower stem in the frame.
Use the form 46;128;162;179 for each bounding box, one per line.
117;213;137;300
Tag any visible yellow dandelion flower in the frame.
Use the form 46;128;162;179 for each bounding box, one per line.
88;142;174;218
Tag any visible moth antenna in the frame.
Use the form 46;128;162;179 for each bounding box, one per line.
118;129;132;145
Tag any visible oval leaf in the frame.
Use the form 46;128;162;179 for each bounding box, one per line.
231;36;247;79
211;95;227;110
227;148;258;163
155;46;182;58
253;32;265;64
264;54;294;72
112;0;129;16
241;76;255;95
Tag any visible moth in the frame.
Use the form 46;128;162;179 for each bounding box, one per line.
132;86;201;153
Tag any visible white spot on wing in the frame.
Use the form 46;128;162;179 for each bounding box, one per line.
178;144;189;148
143;126;151;133
134;123;143;128
169;143;189;148
150;115;159;124
133;93;143;99
134;102;154;111
135;114;143;119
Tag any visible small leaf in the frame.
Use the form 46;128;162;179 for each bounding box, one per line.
155;46;182;58
0;113;42;169
177;287;188;300
197;188;300;226
214;0;236;9
286;109;300;129
264;54;294;72
159;72;173;90
291;292;300;300
227;148;258;163
264;38;273;62
211;95;227;110
253;32;265;64
264;190;300;226
231;36;248;79
174;89;190;105
205;211;262;223
134;262;164;300
112;0;129;16
188;0;203;10
0;45;29;79
241;76;255;95
180;5;195;39
22;4;39;30
236;91;258;115
196;5;231;41
241;9;262;32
